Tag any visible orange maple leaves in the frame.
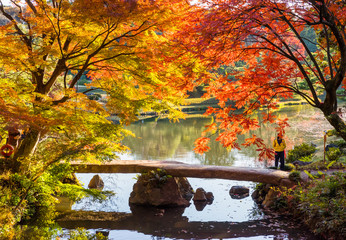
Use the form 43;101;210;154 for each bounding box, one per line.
194;137;211;154
181;0;326;159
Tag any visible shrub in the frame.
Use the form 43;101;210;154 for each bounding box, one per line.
87;93;102;100
298;160;344;170
299;155;313;162
288;171;301;183
326;147;342;162
0;164;113;239
328;129;344;137
292;172;346;238
137;168;172;188
77;77;91;86
286;143;316;163
0;173;57;239
330;139;346;149
336;89;346;101
284;163;296;171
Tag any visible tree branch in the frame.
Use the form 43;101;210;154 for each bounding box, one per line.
24;0;37;14
0;3;32;50
323;24;334;80
279;13;326;85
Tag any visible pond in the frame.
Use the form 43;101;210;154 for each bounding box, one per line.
58;104;336;239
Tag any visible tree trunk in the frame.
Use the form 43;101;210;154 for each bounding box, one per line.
319;85;346;141
12;129;41;172
323;112;346;141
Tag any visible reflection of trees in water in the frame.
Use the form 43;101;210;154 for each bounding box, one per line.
196;137;235;166
124;118;247;165
59;204;315;239
122;118;211;160
122;106;333;163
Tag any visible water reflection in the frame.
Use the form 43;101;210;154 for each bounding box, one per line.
121;117;255;166
122;105;334;165
68;173;318;239
61;199;316;239
73;174;259;222
66;105;333;239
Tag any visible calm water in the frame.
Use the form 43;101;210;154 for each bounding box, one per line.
59;105;336;239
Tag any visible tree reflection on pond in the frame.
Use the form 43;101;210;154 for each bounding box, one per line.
122;105;334;166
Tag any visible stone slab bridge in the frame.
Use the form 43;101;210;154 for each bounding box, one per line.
71;160;294;187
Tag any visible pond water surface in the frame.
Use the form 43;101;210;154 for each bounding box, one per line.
59;105;338;239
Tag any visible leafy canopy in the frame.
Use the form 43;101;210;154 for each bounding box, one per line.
0;0;199;167
178;0;346;159
0;0;202;232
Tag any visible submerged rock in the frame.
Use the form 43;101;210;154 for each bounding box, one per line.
205;192;214;203
192;188;214;211
229;186;249;199
88;174;104;190
193;188;214;202
193;188;207;201
194;200;207;211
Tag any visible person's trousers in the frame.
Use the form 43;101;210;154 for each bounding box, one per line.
275;151;285;170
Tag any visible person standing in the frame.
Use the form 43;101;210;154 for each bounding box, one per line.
273;133;286;170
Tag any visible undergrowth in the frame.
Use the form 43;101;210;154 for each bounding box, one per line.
274;172;346;239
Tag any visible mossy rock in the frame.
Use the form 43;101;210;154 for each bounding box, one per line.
268;164;295;171
285;163;296;171
289;171;302;183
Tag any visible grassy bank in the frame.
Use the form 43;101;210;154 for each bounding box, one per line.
283;171;345;239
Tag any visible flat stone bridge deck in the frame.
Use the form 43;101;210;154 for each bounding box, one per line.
71;160;293;186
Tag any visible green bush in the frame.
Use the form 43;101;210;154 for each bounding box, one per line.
326;147;342;162
299;155;313;162
87;93;102;100
286;143;316;163
330;139;346;148
328;129;345;137
0;173;57;239
281;163;295;171
0;163;113;239
336;89;346;101
288;171;301;183
298;160;345;170
292;172;346;238
137;168;172;188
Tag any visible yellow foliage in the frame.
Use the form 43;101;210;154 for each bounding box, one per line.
0;0;200;175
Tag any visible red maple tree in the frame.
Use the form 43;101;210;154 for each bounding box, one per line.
179;0;346;159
